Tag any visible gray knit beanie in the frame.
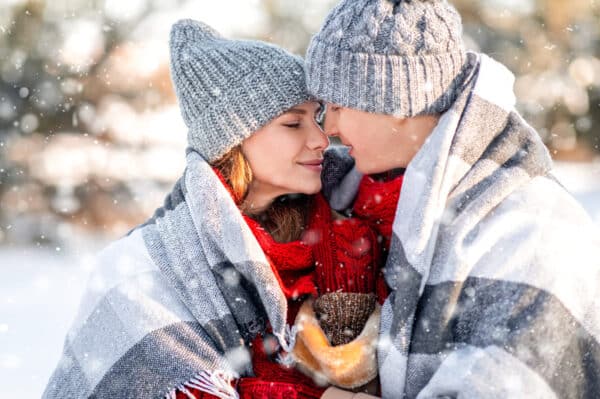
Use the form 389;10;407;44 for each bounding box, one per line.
306;0;467;117
170;19;310;162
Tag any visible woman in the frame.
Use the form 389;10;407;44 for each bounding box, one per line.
181;103;387;399
165;20;388;399
42;20;392;399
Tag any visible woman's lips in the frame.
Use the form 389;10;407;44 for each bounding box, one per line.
298;159;323;172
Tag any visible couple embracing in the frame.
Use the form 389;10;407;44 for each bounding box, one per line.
44;1;600;398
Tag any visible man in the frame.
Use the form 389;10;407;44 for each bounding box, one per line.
307;0;600;397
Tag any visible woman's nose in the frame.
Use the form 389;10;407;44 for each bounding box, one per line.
307;122;329;150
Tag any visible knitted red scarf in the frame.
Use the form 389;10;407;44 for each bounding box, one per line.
352;174;403;249
211;166;321;300
243;214;318;300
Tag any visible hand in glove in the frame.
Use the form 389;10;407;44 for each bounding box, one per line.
291;298;380;390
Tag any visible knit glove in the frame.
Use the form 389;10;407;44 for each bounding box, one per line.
313;292;376;346
291;298;380;389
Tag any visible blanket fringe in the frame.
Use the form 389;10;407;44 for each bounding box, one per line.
275;323;298;353
274;324;298;367
166;388;178;399
276;351;296;367
164;370;239;399
178;385;199;399
187;370;239;399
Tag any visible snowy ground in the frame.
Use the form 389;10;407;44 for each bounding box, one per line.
0;243;105;398
1;162;599;398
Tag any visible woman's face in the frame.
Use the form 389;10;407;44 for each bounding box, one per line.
241;101;328;204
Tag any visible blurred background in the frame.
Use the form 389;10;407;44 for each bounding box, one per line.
0;0;599;397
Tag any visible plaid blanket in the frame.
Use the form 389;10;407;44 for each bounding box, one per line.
42;150;295;399
324;53;600;398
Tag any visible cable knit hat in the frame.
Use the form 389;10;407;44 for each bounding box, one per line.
170;19;310;162
306;0;467;117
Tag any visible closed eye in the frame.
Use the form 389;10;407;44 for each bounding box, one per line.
282;122;301;128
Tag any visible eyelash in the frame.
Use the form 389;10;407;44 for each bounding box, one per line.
315;105;323;117
283;122;301;128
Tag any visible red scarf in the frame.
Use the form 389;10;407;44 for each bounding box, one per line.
243;215;318;300
211;167;320;300
352;174;403;249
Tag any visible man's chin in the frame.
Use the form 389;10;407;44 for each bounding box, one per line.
355;158;388;175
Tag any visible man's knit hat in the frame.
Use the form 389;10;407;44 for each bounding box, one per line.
170;19;310;162
306;0;467;117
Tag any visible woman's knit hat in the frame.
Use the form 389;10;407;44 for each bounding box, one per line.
170;19;310;162
306;0;468;117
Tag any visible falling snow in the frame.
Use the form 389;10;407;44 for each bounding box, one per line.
1;0;600;398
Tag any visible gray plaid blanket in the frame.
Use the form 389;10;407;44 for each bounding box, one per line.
325;53;600;398
42;150;295;399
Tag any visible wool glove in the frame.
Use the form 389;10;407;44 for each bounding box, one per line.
313;292;376;346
